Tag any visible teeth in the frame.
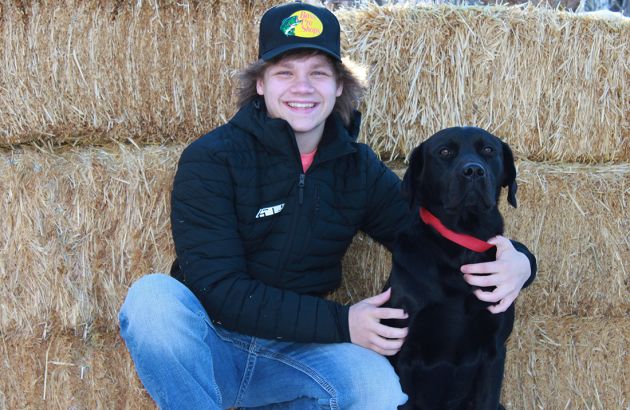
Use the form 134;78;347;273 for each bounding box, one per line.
287;102;315;108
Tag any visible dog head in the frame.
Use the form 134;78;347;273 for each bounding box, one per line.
402;127;517;231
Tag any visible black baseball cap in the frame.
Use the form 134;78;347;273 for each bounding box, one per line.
258;2;341;61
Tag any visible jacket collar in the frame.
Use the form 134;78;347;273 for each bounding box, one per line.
230;98;358;164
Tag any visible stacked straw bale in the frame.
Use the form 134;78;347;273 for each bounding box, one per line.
1;2;628;162
1;318;625;409
0;0;283;146
1;1;629;408
2;149;628;336
0;145;178;335
338;5;630;162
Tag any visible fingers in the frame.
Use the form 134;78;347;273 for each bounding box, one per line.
463;272;502;288
487;293;516;314
374;322;408;340
366;334;406;356
486;235;514;252
374;307;409;320
473;286;511;304
348;296;408;356
460;260;500;275
363;287;392;306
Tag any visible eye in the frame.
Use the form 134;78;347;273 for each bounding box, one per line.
312;70;331;77
481;146;494;155
273;70;292;77
439;147;453;158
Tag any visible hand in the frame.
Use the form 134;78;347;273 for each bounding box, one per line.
461;235;531;314
348;288;409;356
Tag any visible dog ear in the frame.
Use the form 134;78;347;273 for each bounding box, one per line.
501;141;518;208
401;143;424;209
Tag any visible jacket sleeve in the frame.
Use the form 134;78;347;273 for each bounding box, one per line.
170;140;350;344
359;147;414;251
510;240;537;289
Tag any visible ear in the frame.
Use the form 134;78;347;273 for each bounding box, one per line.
401;143;424;209
501;141;518;208
336;82;343;98
256;78;264;96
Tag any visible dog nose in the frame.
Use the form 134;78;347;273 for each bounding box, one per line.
462;162;486;179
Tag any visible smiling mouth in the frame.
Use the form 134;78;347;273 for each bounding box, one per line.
286;102;317;109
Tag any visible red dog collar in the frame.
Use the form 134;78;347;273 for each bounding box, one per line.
419;208;495;253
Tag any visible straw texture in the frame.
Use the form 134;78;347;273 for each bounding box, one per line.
2;147;628;337
1;3;627;408
338;4;630;162
502;316;629;409
0;0;282;146
1;317;626;409
0;332;153;409
0;145;178;335
1;2;628;163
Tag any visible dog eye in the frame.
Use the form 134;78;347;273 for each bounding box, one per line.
481;146;494;155
439;148;453;157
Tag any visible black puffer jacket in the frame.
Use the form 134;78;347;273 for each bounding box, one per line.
170;99;537;344
170;99;412;343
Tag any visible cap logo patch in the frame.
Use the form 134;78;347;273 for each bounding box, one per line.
280;10;323;38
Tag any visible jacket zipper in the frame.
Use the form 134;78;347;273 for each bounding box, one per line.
274;172;306;278
298;173;305;205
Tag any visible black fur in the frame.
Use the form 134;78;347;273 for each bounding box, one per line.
386;127;517;410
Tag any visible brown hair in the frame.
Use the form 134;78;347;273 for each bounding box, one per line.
236;49;367;127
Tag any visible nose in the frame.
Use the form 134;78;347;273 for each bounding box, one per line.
462;162;486;179
291;75;315;94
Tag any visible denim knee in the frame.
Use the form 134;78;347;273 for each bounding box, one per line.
333;345;407;409
119;273;205;352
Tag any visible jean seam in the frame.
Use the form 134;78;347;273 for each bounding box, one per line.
255;345;338;409
198;311;224;407
200;313;253;351
233;338;259;408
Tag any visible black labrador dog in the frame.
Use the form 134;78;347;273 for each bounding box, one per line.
385;126;518;410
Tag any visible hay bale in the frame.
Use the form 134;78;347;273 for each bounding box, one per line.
0;331;153;409
1;317;626;408
502;316;629;409
0;0;283;146
1;3;628;163
338;4;629;162
1;147;627;335
0;145;178;335
503;160;630;318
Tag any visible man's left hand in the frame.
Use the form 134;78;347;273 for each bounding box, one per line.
460;235;531;314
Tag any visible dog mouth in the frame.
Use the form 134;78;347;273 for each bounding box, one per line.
444;184;495;213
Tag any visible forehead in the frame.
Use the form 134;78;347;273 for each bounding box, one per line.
270;52;334;69
425;127;501;149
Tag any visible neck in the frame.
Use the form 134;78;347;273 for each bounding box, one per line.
295;126;324;154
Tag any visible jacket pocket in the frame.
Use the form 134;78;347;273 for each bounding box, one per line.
239;201;285;251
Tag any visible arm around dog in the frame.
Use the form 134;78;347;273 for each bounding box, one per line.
348;147;413;355
461;236;537;314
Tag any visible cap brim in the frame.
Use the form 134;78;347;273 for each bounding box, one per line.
261;43;341;62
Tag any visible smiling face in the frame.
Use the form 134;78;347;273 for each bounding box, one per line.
256;52;343;153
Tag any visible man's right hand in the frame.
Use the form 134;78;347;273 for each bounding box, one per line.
348;288;408;356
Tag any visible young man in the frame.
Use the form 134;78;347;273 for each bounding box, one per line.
119;3;535;409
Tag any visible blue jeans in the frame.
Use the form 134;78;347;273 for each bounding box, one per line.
119;274;407;410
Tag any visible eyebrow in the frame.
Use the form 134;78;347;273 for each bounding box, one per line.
275;61;333;70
